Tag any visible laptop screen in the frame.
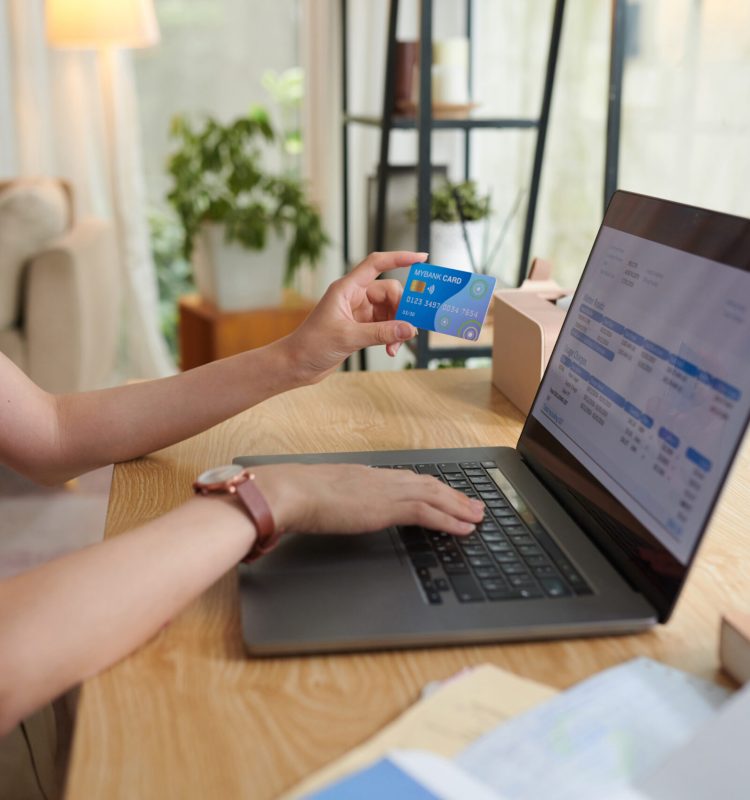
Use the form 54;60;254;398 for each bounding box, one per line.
518;192;750;620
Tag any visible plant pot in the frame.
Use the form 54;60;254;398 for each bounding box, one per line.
429;220;485;272
191;223;286;310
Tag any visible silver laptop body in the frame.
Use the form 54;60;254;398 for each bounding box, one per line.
236;192;750;655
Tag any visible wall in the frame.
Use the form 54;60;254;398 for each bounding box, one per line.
133;0;300;209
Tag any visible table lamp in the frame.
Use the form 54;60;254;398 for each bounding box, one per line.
45;0;171;378
45;0;160;49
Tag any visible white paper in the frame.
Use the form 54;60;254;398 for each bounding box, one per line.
457;658;728;800
633;678;750;799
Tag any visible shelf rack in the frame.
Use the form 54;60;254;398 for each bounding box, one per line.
340;0;625;369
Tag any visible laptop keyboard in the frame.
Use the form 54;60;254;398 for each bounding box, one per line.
378;460;593;605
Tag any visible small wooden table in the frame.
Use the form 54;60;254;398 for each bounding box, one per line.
178;291;315;369
64;368;749;799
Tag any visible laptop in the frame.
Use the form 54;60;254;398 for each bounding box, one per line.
235;191;750;655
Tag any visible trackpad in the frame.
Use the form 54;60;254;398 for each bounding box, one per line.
250;529;403;573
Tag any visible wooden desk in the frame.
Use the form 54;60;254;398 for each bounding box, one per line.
65;368;749;799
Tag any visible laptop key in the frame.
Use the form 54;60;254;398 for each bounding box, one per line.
486;542;512;555
481;532;508;544
500;562;528;575
479;578;508;592
493;551;520;563
481;460;498;468
426;589;443;604
533;565;557;577
416;464;440;475
474;566;501;579
460;544;487;557
449;573;485;602
509;574;536;587
434;578;450;592
410;553;438;568
443;562;471;575
539;577;572;597
438;463;461;473
460;462;482;469
517;586;545;599
467;555;493;568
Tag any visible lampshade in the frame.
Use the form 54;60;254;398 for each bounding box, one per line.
46;0;160;49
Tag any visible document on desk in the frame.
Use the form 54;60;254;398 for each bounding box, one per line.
284;664;555;800
456;657;730;800
624;678;750;800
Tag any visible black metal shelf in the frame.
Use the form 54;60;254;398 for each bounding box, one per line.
344;113;539;131
405;338;492;363
340;0;625;370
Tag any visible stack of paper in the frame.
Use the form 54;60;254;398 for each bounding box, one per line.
296;658;737;800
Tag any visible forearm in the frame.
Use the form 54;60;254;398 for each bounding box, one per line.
0;495;254;735
48;338;304;482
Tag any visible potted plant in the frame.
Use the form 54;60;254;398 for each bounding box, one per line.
166;105;328;310
410;180;491;273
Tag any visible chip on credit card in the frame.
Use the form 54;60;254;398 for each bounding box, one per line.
395;262;496;341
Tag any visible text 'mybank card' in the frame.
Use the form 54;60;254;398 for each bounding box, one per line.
396;263;496;341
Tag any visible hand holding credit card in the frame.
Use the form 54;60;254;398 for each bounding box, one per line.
395;263;496;340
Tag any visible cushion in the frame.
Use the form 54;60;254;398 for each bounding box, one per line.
0;179;70;330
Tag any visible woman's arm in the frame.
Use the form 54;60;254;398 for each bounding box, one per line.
0;251;423;484
0;463;482;735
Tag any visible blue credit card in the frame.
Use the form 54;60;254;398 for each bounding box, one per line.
395;263;496;341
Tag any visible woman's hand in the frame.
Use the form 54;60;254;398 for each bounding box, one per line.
251;463;484;536
281;251;426;384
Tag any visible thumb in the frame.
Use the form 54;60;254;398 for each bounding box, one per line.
356;320;417;348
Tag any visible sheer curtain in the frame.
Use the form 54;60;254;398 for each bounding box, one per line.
0;0;173;380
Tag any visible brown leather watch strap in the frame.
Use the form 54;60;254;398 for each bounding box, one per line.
235;475;281;562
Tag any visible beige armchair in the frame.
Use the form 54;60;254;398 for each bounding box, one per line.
0;178;120;393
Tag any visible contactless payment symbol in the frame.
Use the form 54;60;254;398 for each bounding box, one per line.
458;320;481;340
469;277;490;299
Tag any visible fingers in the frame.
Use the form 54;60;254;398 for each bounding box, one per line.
347;251;428;289
393;474;484;536
365;279;404;321
411;475;484;524
404;502;477;536
354;320;416;350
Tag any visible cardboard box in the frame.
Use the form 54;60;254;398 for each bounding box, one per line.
491;277;568;416
719;609;750;685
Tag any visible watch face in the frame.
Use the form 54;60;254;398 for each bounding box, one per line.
196;465;243;485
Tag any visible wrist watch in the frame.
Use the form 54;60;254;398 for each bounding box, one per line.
193;465;281;562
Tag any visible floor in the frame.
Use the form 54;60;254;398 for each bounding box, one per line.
0;464;112;580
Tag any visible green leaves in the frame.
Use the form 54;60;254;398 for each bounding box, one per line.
165;109;328;280
408;180;491;224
